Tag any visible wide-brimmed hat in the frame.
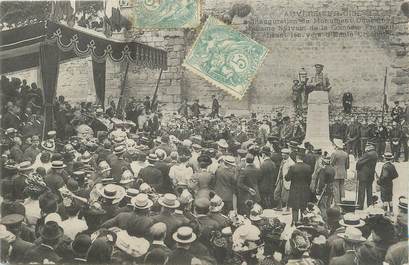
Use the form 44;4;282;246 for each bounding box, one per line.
217;139;228;149
333;139;344;149
281;148;290;154
120;170;134;185
41;140;55;152
173;226;197;244
113;145;126;155
314;63;324;68
80;152;92;163
147;153;159;163
338;227;366;243
17;161;34;171
339;213;365;227
383;152;394;161
131;193;153;209
125;188;139;198
98;184;126;203
209;195;224;213
223;155;236;166
40;221;63;240
115;230;150;257
158;193;180;209
51;160;66;169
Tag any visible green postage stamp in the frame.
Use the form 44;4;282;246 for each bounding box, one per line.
130;0;201;29
183;16;268;100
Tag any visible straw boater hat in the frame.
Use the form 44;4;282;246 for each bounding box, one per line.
158;193;180;209
223;155;236;166
51;161;66;169
147;154;159;163
339;213;365;228
113;145;126;155
338;227;366;243
383;152;394;161
173;226;197;244
98;184;126;204
120;170;134;185
125;188;139;198
17;161;34;171
41;140;55;152
131;193;153;209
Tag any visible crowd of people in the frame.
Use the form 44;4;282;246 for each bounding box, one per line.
0;74;408;265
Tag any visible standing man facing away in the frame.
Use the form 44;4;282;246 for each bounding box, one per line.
331;139;349;204
356;143;378;210
211;95;220;118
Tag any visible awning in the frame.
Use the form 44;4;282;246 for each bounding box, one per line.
0;20;168;74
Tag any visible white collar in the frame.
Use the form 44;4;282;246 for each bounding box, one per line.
152;240;166;246
174;210;184;215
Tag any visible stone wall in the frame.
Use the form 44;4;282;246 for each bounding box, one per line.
7;0;409;113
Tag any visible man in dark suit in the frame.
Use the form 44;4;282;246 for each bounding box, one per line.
23;221;63;263
194;198;220;248
342;92;353;114
166;227;199;265
138;154;164;192
211;95;220;118
145;222;172;264
152;194;181;247
356;144;378;209
101;193;154;229
329;227;366;265
1;214;34;263
237;154;261;214
346;117;361;157
259;146;277;209
285;150;313;225
2;105;22;131
214;156;237;214
110;145;130;182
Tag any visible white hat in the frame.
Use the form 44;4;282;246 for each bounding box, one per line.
172;226;197;244
338;227;366;243
333;139;344;149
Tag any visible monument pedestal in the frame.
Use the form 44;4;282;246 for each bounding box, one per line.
304;91;333;153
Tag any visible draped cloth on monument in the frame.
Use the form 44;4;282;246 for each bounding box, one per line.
0;20;168;134
304;91;334;153
39;43;60;136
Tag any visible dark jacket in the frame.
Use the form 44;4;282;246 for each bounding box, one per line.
153;212;181;247
285;161;313;209
356;150;378;182
329;251;356;265
259;158;278;193
196;214;220;247
166;247;196;265
237;164;261;203
23;243;62;263
214;166;237;203
144;242;172;264
9;237;34;263
138;165;164;192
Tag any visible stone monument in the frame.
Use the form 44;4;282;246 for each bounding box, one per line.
304;91;334;153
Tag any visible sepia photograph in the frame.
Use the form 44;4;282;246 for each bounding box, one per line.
0;0;408;264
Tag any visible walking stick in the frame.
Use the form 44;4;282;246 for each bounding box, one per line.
316;184;327;206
